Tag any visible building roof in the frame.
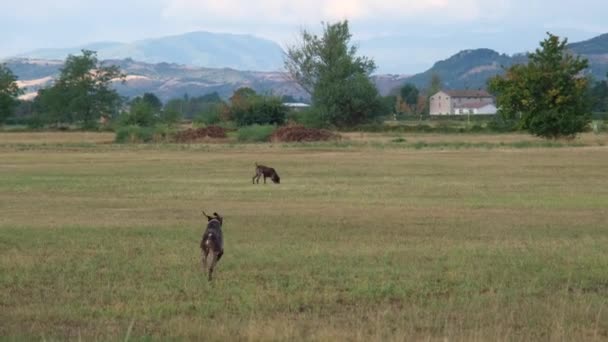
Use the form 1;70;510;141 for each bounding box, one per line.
444;90;492;98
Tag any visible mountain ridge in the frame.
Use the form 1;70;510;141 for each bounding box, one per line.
5;32;608;102
404;34;608;91
12;31;286;72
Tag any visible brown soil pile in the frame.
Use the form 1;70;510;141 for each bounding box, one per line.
270;125;339;142
173;126;227;142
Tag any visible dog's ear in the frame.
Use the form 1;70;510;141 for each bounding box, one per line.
213;212;223;223
202;211;213;221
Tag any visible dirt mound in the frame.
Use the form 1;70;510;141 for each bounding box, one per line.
173;126;227;142
271;125;339;142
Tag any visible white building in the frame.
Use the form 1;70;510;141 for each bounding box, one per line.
429;90;496;115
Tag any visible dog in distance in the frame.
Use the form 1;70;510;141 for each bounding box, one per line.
252;162;280;184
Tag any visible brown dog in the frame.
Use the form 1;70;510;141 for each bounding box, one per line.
252;162;280;184
200;211;224;281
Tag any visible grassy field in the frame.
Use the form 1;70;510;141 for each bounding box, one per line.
1;132;608;340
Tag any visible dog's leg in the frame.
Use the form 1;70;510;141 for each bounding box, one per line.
202;248;209;272
254;170;261;184
263;175;267;184
208;252;217;281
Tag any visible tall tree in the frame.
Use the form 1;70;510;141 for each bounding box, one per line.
227;87;287;126
428;74;442;96
37;50;125;128
489;33;590;139
285;21;384;127
588;73;608;112
141;93;163;112
398;83;420;115
0;64;23;125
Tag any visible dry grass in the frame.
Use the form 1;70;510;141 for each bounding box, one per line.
342;131;608;145
0;131;115;144
1;133;607;340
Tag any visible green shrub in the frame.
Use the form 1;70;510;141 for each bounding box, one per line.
194;104;223;125
487;116;519;132
469;124;485;132
287;107;330;129
236;124;276;142
115;125;175;143
159;109;182;126
233;96;287;126
115;125;151;143
118;102;158;127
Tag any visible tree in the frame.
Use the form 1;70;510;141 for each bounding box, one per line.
428;74;442;96
159;108;182;126
400;84;419;107
588;74;608;112
489;33;590;139
285;20;384;127
229;87;257;106
37;50;125;129
119;101;157;127
164;92;225;120
34;86;71;127
134;93;163;112
0;64;23;125
422;74;442;115
398;83;419;114
228;88;287;126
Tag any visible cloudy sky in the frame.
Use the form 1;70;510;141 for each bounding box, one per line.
1;0;607;73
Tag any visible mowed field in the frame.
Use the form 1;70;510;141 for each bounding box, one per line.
1;132;608;340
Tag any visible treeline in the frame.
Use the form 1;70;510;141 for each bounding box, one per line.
1;24;608;139
0;50;296;130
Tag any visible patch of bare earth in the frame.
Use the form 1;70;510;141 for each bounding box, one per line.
172;126;228;143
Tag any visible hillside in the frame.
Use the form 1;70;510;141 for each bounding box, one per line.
7;32;608;101
568;33;608;54
405;49;520;90
6;58;306;102
403;34;608;91
569;33;608;79
13;31;285;72
7;57;412;101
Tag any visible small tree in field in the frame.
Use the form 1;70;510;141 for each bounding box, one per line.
0;64;23;125
228;87;287;126
36;50;125;129
489;33;590;139
285;21;384;127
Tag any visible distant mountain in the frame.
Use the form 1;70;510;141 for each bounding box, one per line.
569;33;608;79
7;32;608;102
6;58;306;102
14;31;285;72
404;49;526;90
403;34;608;92
370;74;412;95
568;33;608;54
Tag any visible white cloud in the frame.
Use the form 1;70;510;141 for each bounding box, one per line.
159;0;493;24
